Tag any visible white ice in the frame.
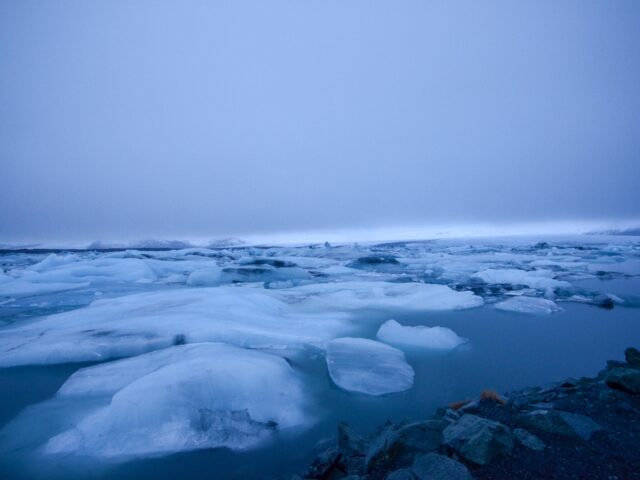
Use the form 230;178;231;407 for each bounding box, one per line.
376;319;467;350
45;343;308;458
494;296;563;314
471;268;570;289
325;337;414;395
0;287;350;367
0;281;481;367
287;281;483;311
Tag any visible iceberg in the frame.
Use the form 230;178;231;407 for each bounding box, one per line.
186;267;222;286
471;268;570;290
325;337;414;395
45;343;308;458
0;287;351;367
0;280;482;367
494;296;563;314
376;319;467;350
288;281;483;311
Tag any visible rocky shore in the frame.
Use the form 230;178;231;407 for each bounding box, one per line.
296;348;640;480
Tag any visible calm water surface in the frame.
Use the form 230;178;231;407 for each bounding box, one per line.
1;279;639;480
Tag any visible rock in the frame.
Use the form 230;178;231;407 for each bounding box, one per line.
606;360;627;370
412;453;473;480
338;422;366;453
443;414;514;465
304;447;342;479
625;347;640;367
516;410;602;440
513;428;546;451
606;367;640;394
336;423;367;474
386;468;416;480
616;401;636;414
365;420;445;473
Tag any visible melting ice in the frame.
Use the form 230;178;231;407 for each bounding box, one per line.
0;234;638;466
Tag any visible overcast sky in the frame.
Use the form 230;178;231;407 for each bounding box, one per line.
1;0;639;243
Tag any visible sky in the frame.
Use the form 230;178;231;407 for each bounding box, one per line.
1;0;640;244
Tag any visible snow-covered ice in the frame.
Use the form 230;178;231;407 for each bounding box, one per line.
325;337;414;395
0;233;638;469
471;268;570;290
0;281;481;367
287;281;483;311
0;287;351;366
494;296;563;314
45;343;308;458
376;319;467;350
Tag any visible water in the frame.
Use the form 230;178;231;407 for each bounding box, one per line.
0;238;638;479
1;296;639;479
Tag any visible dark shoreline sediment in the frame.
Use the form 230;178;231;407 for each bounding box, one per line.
295;348;640;480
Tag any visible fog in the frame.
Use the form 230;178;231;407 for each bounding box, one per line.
1;0;639;243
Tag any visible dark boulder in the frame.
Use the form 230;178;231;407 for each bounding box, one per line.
365;420;445;473
386;468;416;480
625;347;640;367
606;367;640;394
512;428;546;451
443;414;513;465
516;410;602;440
412;453;473;480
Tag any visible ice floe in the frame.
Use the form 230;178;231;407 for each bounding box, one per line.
471;268;570;290
45;343;308;458
288;281;483;311
0;280;481;367
376;319;467;350
494;296;563;314
0;287;350;366
325;337;414;395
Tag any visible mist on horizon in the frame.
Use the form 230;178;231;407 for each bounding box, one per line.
2;0;640;243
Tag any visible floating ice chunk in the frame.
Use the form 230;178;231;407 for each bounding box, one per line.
0;279;90;297
471;269;570;289
376;319;467;350
45;343;308;458
0;287;350;367
5;256;159;294
494;296;562;314
289;281;483;311
320;265;361;276
326;337;414;396
186;267;222;286
27;254;80;272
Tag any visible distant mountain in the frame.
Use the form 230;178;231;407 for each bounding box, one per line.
87;239;194;250
588;226;640;236
206;237;245;248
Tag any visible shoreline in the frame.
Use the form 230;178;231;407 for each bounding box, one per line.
296;347;640;480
